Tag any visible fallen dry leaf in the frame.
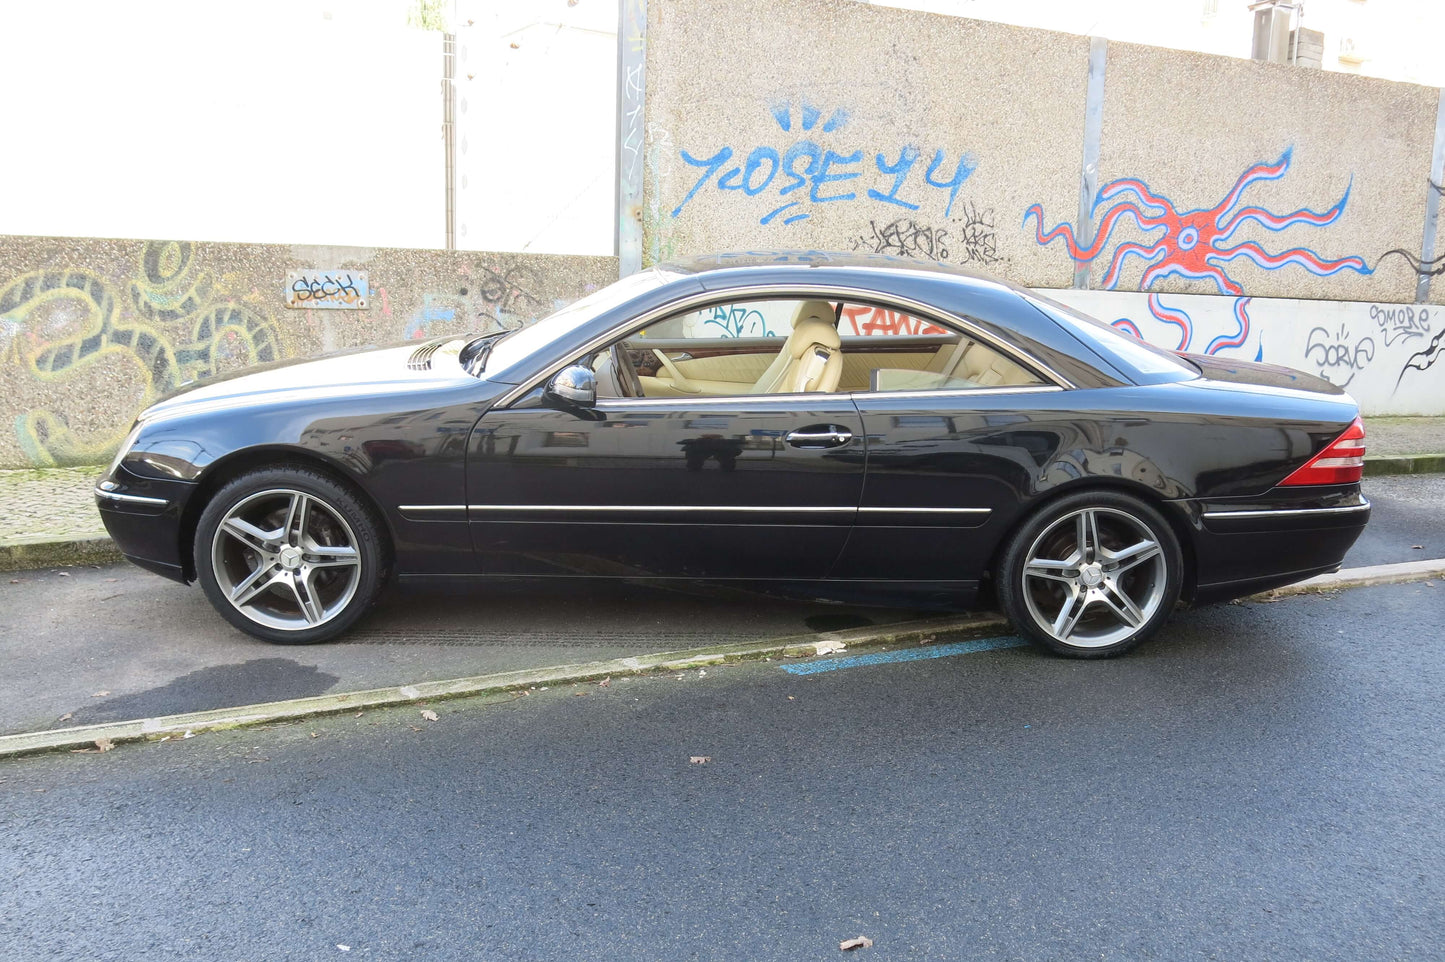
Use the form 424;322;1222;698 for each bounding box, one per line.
840;936;874;951
310;732;320;738
690;755;711;765
91;691;110;698
8;579;19;584
94;738;114;753
598;677;610;687
409;725;423;732
420;709;439;722
58;712;73;722
354;711;363;718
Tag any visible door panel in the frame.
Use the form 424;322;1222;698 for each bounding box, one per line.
467;391;865;578
840;393;1072;583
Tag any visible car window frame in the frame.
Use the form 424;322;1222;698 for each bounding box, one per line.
493;284;1072;411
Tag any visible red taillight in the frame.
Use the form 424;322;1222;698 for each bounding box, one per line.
1279;416;1366;485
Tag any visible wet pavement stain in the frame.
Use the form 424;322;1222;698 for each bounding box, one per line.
69;659;341;724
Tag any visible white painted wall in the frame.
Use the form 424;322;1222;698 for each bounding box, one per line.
1048;289;1442;416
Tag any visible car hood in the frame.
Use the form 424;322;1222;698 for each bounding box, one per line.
140;337;476;421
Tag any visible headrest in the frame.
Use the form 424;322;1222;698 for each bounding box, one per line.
784;301;840;358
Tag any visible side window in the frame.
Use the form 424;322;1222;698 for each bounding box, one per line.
836;302;1048;393
573;297;1048;400
583;299;844;399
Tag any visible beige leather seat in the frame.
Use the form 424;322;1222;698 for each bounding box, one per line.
749;301;843;394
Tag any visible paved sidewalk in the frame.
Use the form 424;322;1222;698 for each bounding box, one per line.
2;415;1442;570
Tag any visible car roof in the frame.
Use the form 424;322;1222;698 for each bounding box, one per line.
656;250;1018;290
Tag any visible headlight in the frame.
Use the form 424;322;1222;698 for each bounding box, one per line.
107;424;143;478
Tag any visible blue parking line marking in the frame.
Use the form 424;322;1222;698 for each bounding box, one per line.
781;636;1029;675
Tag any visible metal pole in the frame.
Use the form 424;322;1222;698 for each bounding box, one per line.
443;31;457;251
616;0;647;276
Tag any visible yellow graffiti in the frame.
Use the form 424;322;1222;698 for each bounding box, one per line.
3;242;289;467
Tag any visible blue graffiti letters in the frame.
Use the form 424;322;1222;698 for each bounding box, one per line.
868;147;921;211
672;103;977;226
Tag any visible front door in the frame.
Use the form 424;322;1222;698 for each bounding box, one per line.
466;391;864;578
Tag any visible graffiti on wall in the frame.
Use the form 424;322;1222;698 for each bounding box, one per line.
1024;148;1372;294
1055;287;1440;412
2;241;288;465
850;202;1000;267
669;101;978;227
1108;294;1259;359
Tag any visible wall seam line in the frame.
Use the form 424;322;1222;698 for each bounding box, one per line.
1073;37;1108;291
1416;87;1445;304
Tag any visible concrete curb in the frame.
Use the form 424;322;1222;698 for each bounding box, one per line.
1;559;1440;760
0;613;1005;760
0;536;122;571
1250;557;1445;596
1363;453;1445;476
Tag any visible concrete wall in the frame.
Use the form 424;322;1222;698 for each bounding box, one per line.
0;236;615;469
645;0;1443;303
643;0;1445;413
644;0;1089;287
1047;289;1442;416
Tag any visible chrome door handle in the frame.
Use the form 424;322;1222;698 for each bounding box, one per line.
785;425;853;449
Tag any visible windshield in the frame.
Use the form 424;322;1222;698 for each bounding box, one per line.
469;269;672;378
1024;292;1197;381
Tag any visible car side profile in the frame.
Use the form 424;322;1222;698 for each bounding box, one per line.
96;252;1369;657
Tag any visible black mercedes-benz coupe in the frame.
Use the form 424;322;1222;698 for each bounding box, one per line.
96;252;1369;657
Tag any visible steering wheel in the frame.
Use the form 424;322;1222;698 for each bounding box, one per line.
611;341;644;398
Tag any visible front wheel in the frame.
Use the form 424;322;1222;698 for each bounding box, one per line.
194;466;388;644
996;491;1183;658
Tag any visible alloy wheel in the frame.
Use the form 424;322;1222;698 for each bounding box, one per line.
1019;506;1168;649
210;488;363;632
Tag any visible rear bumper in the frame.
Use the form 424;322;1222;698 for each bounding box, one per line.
1180;494;1370;605
95;467;195;584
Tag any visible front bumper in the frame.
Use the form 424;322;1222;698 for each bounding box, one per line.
95;466;197;584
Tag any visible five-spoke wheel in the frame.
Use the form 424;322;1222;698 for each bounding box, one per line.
195;467;387;644
998;491;1182;658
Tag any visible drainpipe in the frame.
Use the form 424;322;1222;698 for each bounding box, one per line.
442;31;457;250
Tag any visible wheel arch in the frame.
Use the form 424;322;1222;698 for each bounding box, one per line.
178;445;396;582
985;477;1198;604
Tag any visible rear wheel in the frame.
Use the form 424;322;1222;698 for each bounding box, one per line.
997;491;1182;658
195;466;387;644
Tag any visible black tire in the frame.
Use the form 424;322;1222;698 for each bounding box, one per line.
194;465;388;644
996;490;1182;658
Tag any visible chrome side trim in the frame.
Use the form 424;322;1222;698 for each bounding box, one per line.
407;503;994;517
859;507;992;515
590;385;1063;409
467;504;855;514
848;385;1063;402
495;283;1074;410
94;488;169;507
1200;502;1371;520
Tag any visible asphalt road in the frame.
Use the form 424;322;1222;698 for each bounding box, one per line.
0;474;1440;736
2;582;1441;961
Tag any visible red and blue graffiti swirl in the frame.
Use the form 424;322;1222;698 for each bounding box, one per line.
1109;295;1256;358
1024;148;1371;295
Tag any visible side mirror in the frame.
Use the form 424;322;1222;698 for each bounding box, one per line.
545;365;596;407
